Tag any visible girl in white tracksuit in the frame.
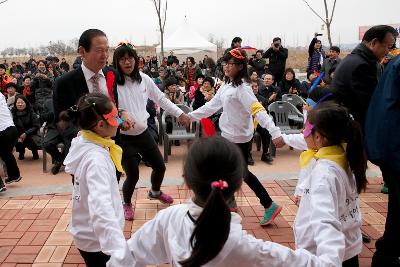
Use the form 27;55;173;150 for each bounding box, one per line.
63;93;133;267
293;102;367;267
128;136;349;267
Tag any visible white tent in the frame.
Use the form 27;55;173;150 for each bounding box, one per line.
156;21;217;61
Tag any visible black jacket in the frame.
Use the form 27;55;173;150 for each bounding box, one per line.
12;107;40;136
332;43;379;129
263;47;288;75
53;67;118;122
278;78;302;95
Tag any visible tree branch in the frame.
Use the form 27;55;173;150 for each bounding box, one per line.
162;0;167;31
329;0;337;24
302;0;326;23
0;0;9;4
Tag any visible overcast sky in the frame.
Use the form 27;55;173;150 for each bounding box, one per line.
1;0;399;51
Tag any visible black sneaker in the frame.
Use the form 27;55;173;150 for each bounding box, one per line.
51;162;63;175
362;233;371;243
5;176;22;184
0;179;6;192
261;153;274;164
248;154;255;166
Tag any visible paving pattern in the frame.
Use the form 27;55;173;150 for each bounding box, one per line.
0;178;386;267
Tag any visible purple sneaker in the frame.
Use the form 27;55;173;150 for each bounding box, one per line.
123;203;134;221
148;191;174;204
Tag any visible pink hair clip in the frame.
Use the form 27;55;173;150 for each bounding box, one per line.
211;180;229;190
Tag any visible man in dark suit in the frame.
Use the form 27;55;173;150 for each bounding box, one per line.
53;29;130;156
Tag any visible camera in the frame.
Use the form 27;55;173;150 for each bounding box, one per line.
274;43;280;48
316;33;323;37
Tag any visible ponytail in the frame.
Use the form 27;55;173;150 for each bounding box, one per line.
180;187;231;267
346;119;368;193
181;137;244;267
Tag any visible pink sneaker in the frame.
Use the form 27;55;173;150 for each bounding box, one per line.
148;191;174;204
123;203;134;221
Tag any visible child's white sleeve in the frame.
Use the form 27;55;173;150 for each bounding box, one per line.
308;171;346;266
188;88;223;121
282;133;308;151
229;232;339;267
237;85;282;139
86;164;134;267
127;210;169;266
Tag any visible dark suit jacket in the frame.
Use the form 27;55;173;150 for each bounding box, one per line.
53;66;118;122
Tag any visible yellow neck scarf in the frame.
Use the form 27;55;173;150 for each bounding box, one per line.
81;130;124;174
300;145;348;170
251;101;266;129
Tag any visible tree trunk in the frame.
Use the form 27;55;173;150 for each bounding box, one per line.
160;30;164;59
326;22;333;47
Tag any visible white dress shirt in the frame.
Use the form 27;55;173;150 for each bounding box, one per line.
188;81;281;143
81;63;108;95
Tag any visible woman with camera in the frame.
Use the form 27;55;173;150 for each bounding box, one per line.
307;33;326;74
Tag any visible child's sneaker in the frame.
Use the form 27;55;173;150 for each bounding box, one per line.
260;202;282;226
148;191;173;204
5;176;22;184
123;203;134;221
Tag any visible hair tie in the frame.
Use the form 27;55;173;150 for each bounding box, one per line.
211;180;229;190
229;48;245;60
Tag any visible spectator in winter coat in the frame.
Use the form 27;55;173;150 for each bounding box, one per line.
192;76;215;110
250;50;267;77
5;83;20;108
321;46;341;83
0;64;13;95
19;76;35;105
31;60;54;116
332;25;398;130
278;68;302;95
60;58;70;73
41;99;66;175
183;57;202;89
263;37;288;84
307;33;325;73
11;95;40;160
259;73;281;105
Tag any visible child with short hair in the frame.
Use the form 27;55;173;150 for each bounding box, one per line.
127;136;347;267
62;93;133;267
294;101;366;267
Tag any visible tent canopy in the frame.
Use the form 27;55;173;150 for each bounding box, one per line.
156;21;217;60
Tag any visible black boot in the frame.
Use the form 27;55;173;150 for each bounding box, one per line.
261;153;274;164
32;150;39;160
18;152;25;160
248;153;255;166
0;178;6;192
51;162;63;175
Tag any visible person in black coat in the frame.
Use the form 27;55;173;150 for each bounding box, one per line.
278;68;302;95
263;37;288;84
41;99;66;175
259;73;281;104
12;95;40;160
250;81;274;164
192;76;215;110
332;25;398;130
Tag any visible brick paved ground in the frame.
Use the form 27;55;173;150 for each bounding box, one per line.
0;178;386;267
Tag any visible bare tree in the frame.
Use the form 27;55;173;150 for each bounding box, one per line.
151;0;168;58
302;0;337;47
0;0;9;4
